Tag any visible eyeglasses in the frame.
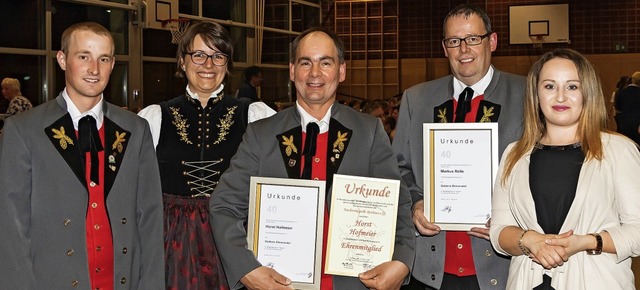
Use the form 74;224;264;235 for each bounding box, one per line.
442;33;491;48
185;51;228;66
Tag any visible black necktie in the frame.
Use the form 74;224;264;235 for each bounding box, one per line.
455;87;474;123
301;122;320;179
78;115;104;185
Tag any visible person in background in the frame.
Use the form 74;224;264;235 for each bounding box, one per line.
393;4;526;290
0;21;164;289
0;86;8;131
236;65;263;104
210;26;415;290
614;71;640;146
138;20;255;290
362;101;385;119
2;77;33;116
348;99;362;111
491;48;640;290
0;88;9;113
387;96;399;112
609;75;629;118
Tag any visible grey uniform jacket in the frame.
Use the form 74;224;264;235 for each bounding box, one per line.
0;94;165;289
210;103;415;289
392;69;526;290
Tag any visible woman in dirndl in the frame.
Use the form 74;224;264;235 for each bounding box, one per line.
139;20;249;290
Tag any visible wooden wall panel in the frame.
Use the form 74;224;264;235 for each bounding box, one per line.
400;58;428;92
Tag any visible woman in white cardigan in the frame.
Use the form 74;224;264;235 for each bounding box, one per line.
490;48;640;290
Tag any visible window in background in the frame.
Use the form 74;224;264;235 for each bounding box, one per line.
291;2;320;31
261;31;292;65
264;0;289;30
0;55;45;107
144;28;177;58
0;1;44;49
52;1;129;55
202;0;238;21
229;26;249;64
142;62;185;108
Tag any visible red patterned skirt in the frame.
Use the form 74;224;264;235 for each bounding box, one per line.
163;193;230;290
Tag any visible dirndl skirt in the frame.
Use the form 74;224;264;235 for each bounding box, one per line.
163;193;229;290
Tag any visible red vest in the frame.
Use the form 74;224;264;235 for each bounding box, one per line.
444;95;485;276
302;131;332;290
80;126;115;289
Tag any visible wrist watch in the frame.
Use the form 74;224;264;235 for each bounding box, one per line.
586;233;602;255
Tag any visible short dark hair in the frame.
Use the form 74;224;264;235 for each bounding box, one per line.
244;66;261;82
290;27;345;64
175;20;233;79
443;4;492;37
362;102;383;115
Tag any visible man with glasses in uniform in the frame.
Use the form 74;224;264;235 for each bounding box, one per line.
393;4;525;290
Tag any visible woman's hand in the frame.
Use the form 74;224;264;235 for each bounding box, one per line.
545;230;600;257
523;230;573;269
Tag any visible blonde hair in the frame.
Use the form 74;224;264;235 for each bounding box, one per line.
60;22;114;55
501;48;611;184
1;78;21;96
631;71;640;85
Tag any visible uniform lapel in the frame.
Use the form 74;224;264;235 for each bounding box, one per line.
482;67;500;102
433;99;454;123
276;126;303;179
474;100;501;122
45;114;86;189
325;118;352;192
435;97;502;123
103;117;130;197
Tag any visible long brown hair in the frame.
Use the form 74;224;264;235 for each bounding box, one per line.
501;48;611;184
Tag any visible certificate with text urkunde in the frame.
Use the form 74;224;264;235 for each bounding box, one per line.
247;177;326;289
422;123;498;231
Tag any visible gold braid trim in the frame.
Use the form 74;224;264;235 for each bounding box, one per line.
281;135;297;156
51;126;74;149
213;105;237;145
170;106;192;144
479;106;495;123
437;108;448;123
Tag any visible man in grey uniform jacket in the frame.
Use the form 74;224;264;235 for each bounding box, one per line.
0;22;164;289
210;27;415;290
393;4;525;290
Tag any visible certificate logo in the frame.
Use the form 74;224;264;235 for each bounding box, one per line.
341;262;354;269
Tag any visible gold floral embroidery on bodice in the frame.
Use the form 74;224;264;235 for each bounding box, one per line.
213;105;237;145
169;106;192;144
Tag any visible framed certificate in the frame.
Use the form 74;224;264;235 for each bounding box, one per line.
247;177;326;290
422;123;499;231
325;174;400;277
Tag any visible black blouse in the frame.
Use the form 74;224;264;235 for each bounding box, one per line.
529;143;585;234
